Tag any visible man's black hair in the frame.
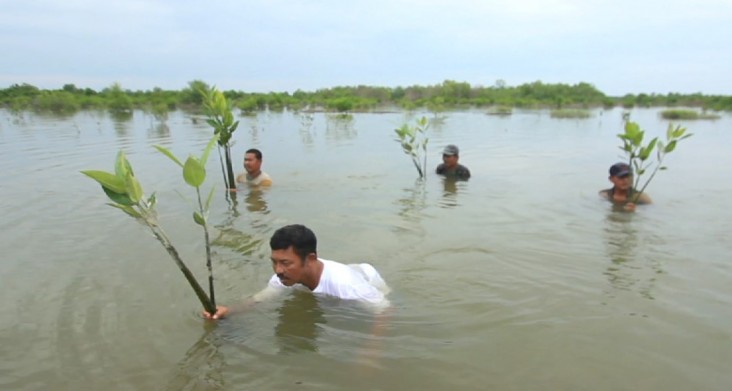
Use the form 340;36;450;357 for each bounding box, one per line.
246;148;263;160
270;224;317;262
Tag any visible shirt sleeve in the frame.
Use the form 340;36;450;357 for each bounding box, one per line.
251;275;287;302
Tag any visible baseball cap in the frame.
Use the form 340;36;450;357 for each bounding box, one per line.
609;162;631;177
443;144;459;156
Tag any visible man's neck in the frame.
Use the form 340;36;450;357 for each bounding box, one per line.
301;259;324;291
247;170;262;180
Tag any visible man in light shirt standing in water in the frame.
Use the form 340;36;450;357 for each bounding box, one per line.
236;148;272;187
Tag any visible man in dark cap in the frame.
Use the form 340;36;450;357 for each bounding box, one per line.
436;144;471;180
599;162;652;211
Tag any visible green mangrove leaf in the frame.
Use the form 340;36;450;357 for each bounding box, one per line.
664;140;678;153
639;138;658;160
660;166;668;170
625;121;640;135
81;170;127;194
125;172;143;203
153;145;184;167
183;156;206;187
205;186;215;212
206;119;219;129
224;111;234;127
230;121;240;133
147;192;157;209
672;126;687;138
200;134;220;166
107;203;142;218
115;151;133;178
103;186;135;206
193;211;205;226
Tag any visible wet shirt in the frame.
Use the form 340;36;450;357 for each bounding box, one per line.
258;259;390;307
436;164;471;180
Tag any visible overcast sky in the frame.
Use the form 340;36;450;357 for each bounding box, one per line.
2;0;730;95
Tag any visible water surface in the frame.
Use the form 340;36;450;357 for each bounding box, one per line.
1;108;731;390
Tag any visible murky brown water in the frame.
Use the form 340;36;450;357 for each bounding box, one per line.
1;107;731;390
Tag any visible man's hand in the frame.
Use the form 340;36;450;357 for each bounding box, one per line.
202;305;229;320
623;202;636;212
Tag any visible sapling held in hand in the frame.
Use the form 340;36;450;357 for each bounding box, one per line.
617;120;693;203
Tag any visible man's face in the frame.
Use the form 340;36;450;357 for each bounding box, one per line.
610;174;632;190
244;153;262;174
442;154;458;168
271;246;309;286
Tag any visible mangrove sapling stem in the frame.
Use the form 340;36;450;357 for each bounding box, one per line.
411;157;424;179
143;213;216;315
217;148;230;189
195;188;216;310
224;146;236;191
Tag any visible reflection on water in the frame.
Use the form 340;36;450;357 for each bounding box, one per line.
325;113;357;142
439;177;459;208
602;210;662;300
299;113;315;148
395;179;427;226
148;122;171;139
212;226;263;257
162;325;224;391
111;111;133;136
242;188;269;214
275;292;325;354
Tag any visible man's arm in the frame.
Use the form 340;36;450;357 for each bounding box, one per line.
202;282;284;319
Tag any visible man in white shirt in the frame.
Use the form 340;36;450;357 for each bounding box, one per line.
204;224;390;319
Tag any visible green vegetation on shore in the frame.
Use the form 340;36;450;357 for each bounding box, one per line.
659;109;721;120
3;79;732;116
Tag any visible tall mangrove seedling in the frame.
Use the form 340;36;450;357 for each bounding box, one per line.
201;87;240;190
394;116;430;179
81;135;221;315
618;120;693;202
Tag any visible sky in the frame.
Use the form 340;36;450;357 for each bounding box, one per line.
2;0;731;96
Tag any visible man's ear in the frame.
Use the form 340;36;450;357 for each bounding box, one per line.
305;252;317;263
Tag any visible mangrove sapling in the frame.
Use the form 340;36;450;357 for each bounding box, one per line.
154;135;221;314
81;136;220;315
200;87;240;190
618;121;693;203
394;116;430;179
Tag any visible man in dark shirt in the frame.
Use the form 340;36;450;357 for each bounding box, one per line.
435;144;471;180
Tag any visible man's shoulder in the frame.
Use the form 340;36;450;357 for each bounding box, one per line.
456;164;471;179
435;164;446;174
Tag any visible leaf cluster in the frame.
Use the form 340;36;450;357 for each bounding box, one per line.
153;135;219;226
81;151;152;219
617;121;693;201
201;87;239;146
394;116;430;178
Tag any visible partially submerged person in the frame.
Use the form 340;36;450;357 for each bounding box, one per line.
236;148;272;187
436;144;471;180
203;224;390;319
599;162;652;212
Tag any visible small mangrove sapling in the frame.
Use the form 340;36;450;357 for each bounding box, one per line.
81;135;221;315
394;116;430;179
201;87;240;190
618;121;693;203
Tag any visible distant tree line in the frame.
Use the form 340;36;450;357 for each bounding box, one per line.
1;79;731;116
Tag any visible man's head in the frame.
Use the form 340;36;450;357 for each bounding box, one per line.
442;144;460;168
269;224;318;286
608;162;632;189
244;148;264;175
